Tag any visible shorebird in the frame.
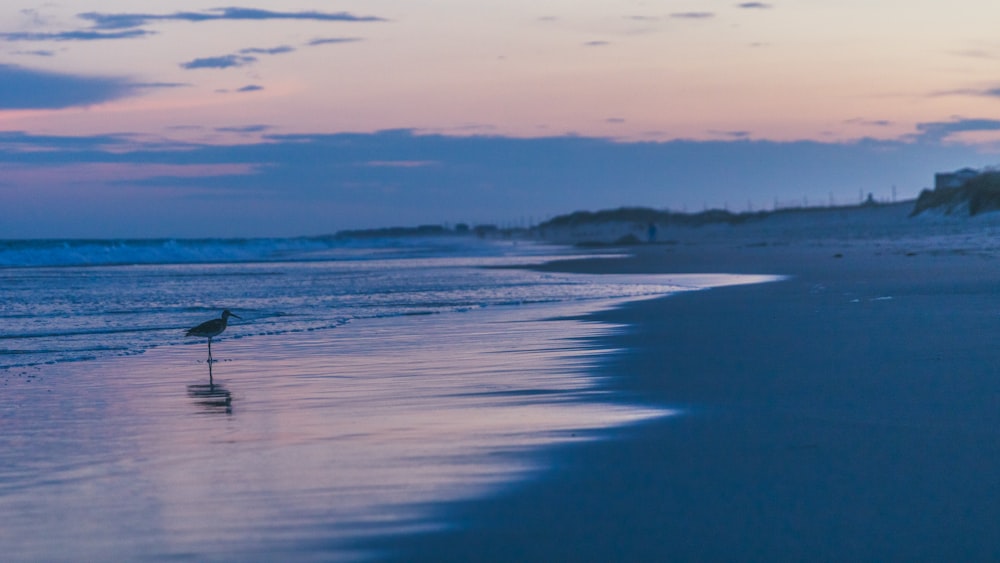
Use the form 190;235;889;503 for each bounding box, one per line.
185;309;241;365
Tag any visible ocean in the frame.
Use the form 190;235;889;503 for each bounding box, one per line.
0;236;771;560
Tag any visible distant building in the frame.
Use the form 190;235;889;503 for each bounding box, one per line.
934;167;980;190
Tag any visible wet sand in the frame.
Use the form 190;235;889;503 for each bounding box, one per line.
2;296;678;562
380;207;1000;560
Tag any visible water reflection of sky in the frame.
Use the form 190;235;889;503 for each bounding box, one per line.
1;297;676;561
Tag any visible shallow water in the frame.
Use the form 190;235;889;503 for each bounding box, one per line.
1;301;661;561
0;238;684;371
0;237;776;560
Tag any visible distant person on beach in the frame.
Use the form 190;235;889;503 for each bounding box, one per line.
647;222;657;243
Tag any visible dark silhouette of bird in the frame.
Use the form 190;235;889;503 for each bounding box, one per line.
186;309;241;366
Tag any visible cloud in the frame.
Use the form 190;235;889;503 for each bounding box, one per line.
236;85;264;93
135;81;189;89
709;129;752;139
931;86;1000;98
216;125;271;133
18;8;48;27
78;8;386;30
0;29;153;41
240;45;295;56
0;130;134;152
0;64;141;109
844;118;894;127
606;118;626;124
914;118;1000;142
584;41;610;47
0;8;384;46
307;37;362;47
180;54;257;69
950;48;1000;60
13;49;55;57
180;44;298;70
0;162;257;188
737;2;773;8
0;129;990;237
670;12;715;19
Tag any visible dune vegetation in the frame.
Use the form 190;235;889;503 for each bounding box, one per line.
911;171;1000;217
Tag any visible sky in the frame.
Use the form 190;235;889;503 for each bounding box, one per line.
1;1;1000;237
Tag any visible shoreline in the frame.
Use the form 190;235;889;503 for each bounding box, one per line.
1;281;687;562
8;214;1000;559
377;228;1000;560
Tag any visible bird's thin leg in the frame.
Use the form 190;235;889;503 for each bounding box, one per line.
208;338;214;385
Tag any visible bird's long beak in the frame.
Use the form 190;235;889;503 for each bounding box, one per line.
230;313;242;320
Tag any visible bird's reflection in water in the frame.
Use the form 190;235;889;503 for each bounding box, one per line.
187;382;232;415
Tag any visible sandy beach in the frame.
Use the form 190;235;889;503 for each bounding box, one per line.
378;203;1000;560
5;203;1000;561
